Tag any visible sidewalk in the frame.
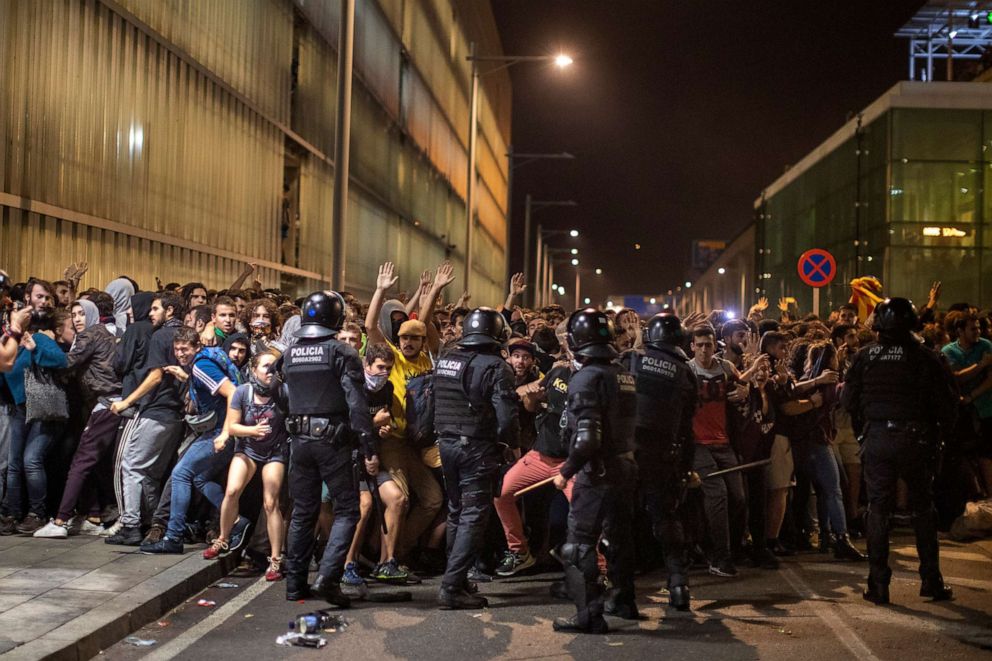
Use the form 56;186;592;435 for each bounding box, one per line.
0;533;235;660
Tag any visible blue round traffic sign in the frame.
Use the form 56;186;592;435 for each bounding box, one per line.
797;249;836;288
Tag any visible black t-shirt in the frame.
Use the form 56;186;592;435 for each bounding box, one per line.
139;319;185;422
534;364;571;458
366;380;394;418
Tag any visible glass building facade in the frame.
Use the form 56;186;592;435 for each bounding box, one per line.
0;0;511;302
755;82;992;312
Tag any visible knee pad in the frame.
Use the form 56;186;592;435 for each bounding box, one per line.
561;542;597;573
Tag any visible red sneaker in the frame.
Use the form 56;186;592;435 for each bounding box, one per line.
202;538;229;560
265;556;284;581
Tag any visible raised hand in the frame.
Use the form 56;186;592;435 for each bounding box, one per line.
927;280;942;309
509;272;526;297
376;262;399;291
433;261;455;290
777;297;790;312
755;296;769;311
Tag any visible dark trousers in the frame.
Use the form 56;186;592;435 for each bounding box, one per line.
564;457;637;624
745;470;769;555
285;438;357;585
641;466;689;588
693;444;746;562
56;409;120;521
862;424;942;588
439;437;499;590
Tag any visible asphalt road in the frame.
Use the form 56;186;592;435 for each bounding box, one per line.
102;533;992;660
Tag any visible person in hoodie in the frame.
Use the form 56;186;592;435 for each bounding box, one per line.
106;291;187;546
105;277;136;336
34;299;123;538
224;332;252;380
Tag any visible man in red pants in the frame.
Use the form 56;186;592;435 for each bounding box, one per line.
494;333;574;576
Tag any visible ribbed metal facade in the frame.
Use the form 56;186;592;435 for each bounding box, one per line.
0;0;510;301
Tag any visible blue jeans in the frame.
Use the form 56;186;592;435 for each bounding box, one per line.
793;439;847;536
164;429;233;542
5;405;62;518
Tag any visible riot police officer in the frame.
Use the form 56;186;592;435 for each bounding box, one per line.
435;307;519;609
626;313;697;612
282;291;375;607
552;308;638;634
842;297;957;605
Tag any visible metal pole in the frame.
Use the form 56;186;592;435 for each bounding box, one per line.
575;268;581;309
506;144;514;293
535;223;543;307
330;0;355;290
523;194;532;307
464;43;480;293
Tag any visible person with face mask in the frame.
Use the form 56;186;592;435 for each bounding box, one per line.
341;343;410;588
206;351;288;581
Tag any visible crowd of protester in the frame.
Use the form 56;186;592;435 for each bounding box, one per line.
0;261;990;593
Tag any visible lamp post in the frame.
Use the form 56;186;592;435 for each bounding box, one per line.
527;198;576;307
464;48;572;292
537;227;579;307
507;151;574;302
330;0;355;290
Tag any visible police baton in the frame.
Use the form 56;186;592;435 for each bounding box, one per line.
513;475;557;497
354;449;388;536
703;458;772;480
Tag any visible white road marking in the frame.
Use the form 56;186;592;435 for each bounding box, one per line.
142;577;276;660
780;567;880;661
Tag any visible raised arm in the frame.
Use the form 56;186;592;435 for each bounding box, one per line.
420;261;456;355
364;262;398;346
502;272;526;312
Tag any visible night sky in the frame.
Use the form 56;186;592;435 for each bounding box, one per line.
492;0;924;304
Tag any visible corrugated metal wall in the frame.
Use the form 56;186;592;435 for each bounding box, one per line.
0;0;510;303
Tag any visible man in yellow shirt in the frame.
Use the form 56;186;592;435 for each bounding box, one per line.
365;261;453;561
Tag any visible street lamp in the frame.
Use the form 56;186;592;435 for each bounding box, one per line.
508;152;575;301
717;267;726;275
537;226;580;307
529;200;577;307
464;47;574;291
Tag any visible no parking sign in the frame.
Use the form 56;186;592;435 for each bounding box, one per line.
797;248;836;316
797;249;836;288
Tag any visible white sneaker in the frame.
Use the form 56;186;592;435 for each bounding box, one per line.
100;520;124;537
33;520;69;539
71;519;105;536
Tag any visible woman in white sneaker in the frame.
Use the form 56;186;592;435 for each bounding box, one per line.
203;351;288;581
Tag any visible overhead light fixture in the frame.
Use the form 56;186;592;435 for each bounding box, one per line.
555;54;574;68
569;229;579;237
717;267;726;275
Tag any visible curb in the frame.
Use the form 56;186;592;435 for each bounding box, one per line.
3;552;241;661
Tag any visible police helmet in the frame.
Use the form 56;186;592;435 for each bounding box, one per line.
460;307;506;348
567;308;618;359
872;297;918;337
645;313;685;349
295;290;346;339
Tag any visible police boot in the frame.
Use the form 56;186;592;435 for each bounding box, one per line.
286;575;312;601
553;613;609;634
920;578;953;602
862;580;890;605
437;585;488;610
833;534;866;562
669;584;691;611
311;574;351;608
603;588;643;620
549;580;571;600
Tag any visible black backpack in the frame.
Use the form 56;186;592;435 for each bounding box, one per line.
405;372;436;449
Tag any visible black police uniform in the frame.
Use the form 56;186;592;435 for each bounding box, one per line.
627;315;697;611
282;292;374;605
555;309;638;634
435;308;519;608
842;298;957;604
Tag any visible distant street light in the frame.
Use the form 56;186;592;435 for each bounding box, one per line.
570;229;579;237
718;267;726;275
595;268;603;275
570;248;578;255
571;258;579;266
685;281;692;288
465;47;575;291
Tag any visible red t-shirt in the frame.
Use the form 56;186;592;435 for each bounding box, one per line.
689;358;734;445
